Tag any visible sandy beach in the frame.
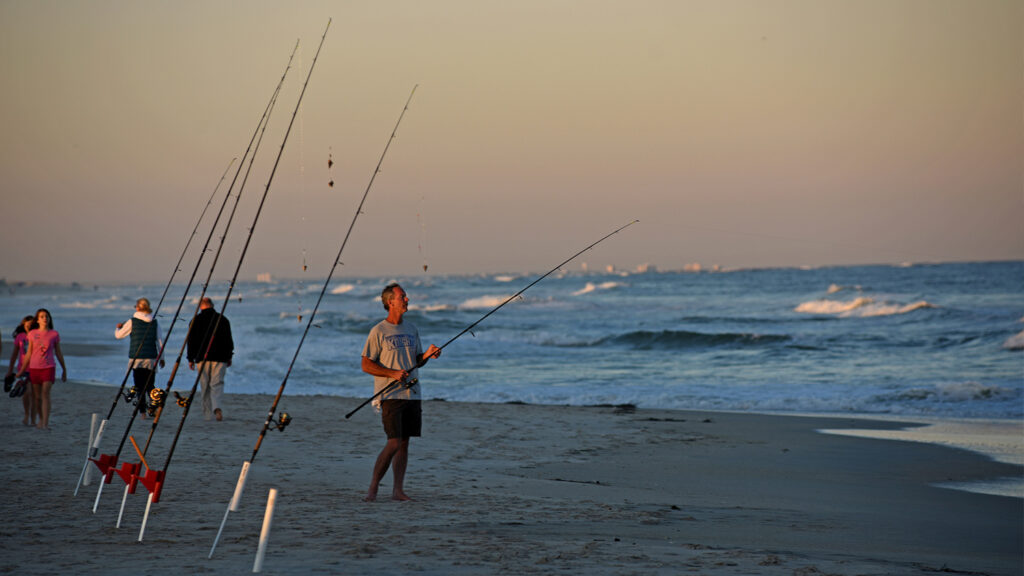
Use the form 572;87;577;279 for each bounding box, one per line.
0;382;1020;576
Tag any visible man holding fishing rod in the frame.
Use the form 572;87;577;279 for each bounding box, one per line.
361;283;441;502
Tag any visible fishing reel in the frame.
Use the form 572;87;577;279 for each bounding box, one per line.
173;391;191;408
147;388;167;416
272;412;292;432
402;378;419;390
123;386;138;404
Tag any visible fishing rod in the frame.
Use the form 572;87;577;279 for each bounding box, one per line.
209;85;418;558
103;42;297;519
137;19;331;543
136;40;298;457
345;218;640;419
73;156;235;498
90;41;299;518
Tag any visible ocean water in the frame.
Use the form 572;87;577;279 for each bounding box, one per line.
1;261;1021;420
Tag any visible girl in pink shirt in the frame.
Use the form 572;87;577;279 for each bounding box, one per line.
16;309;66;430
6;315;37;426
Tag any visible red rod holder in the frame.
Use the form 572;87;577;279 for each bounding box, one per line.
139;469;165;503
91;453;119;483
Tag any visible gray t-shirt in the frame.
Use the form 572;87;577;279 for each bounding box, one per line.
362;319;423;402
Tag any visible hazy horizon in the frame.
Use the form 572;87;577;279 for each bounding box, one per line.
3;257;1021;289
2;1;1021;284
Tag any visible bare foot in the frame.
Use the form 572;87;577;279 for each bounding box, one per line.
364;491;378;502
215;408;223;421
392;491;412;502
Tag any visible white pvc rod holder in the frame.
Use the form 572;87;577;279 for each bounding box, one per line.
252;488;278;573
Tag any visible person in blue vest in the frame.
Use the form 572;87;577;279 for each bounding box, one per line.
115;298;164;416
187;297;234;421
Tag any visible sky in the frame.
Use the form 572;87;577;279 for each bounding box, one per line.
1;0;1021;284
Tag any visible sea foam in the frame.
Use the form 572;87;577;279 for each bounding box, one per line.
796;297;934;317
1002;330;1024;350
572;281;622;296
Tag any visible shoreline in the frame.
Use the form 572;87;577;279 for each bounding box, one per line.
1;381;1020;575
73;379;1024;496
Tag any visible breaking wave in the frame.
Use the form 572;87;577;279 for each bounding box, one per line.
459;295;513;309
826;283;863;294
58;295;124;310
796;297;935;317
573;281;623;296
330;284;355;295
1002;330;1024;351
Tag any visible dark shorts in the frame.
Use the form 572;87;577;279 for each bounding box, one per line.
381;399;421;439
29;367;56;385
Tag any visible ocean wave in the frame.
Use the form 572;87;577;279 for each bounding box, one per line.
459;295;514;310
572;281;623;296
410;303;455;313
795;297;935;317
826;283;863;294
595;329;790;350
330;283;355;295
1002;330;1024;351
58;295;124;310
875;381;1018;405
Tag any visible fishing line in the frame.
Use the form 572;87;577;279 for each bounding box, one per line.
138;21;331;541
87;40;299;515
73;156;235;497
418;192;428;272
133;40;298;460
345;218;640;419
209;84;418;558
297;42;307;322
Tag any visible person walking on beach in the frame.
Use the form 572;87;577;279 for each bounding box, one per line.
361;283;441;502
7;316;37;425
114;298;165;416
187;297;233;421
15;309;66;430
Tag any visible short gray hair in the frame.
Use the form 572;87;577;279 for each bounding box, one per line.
381;283;401;311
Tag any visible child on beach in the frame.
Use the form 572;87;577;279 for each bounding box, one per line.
15;309;66;430
6;315;37;425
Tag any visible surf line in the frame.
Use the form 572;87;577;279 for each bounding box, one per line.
73;156;235;498
345;218;640;419
136;19;332;544
209;85;419;559
88;39;299;519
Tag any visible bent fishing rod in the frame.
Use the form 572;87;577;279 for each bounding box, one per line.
345;218;640;419
73;156;235;497
209;85;418;558
136;40;297;458
137;19;331;543
89;41;298;516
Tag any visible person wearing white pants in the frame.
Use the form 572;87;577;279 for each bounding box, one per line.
187;297;234;421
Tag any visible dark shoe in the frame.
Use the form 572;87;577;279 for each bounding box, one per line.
10;379;26;398
3;374;13;393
